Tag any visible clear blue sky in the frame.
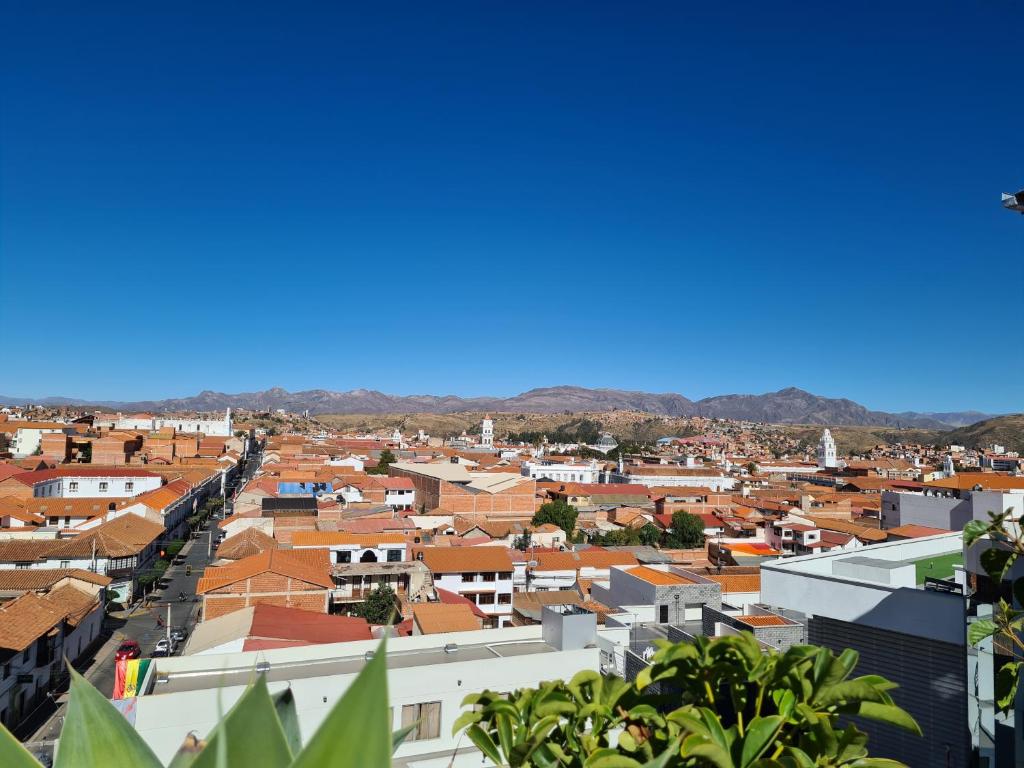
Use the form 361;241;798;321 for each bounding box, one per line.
1;2;1021;412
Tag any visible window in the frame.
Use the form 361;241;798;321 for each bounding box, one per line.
68;481;78;492
336;551;352;564
99;482;108;492
401;702;441;741
497;593;511;605
499;571;512;581
60;561;70;568
461;572;475;582
482;572;496;582
64;516;71;527
125;482;134;492
23;648;30;663
477;593;495;605
659;604;669;623
386;549;401;563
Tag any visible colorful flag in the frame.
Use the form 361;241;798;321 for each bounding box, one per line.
113;658;127;699
121;659;152;698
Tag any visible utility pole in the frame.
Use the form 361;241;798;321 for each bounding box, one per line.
166;602;171;645
207;527;213;558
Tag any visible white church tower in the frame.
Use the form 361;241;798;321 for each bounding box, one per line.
817;429;837;468
480;414;494;449
943;454;956;478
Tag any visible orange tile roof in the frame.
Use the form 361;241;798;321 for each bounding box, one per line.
217;527;279;560
412;602;481;634
737;614;788;627
627;566;691;586
419;546;513;573
291;531;408;547
703;572;761;593
885;524;952;538
925;473;1024;492
197;548;333;593
0;568;111;591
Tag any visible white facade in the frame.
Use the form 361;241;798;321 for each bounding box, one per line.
152;409;233;436
816;429;837;469
32;474;163;499
431;570;514;626
11;425;70;457
125;622;604;766
521;459;601;484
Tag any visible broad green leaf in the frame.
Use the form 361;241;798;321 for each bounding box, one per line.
292;638;391;768
684;741;734;768
0;723;44;768
56;666;163;768
451;710;481;735
191;676;292;768
856;702;921;736
848;760;912;767
994;661;1022;712
968;619;999;646
464;724;503;765
980;547;1015;582
641;737;682;768
583;748;643;768
962;520;991;548
740;715;783;768
272;688;302;757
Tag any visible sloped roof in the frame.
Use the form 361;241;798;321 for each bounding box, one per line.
0;583;100;651
0;568;112;591
419;546;513;573
197;548;333;593
291;531;408;547
412;602;481;634
217;527;279;560
49;514;165;559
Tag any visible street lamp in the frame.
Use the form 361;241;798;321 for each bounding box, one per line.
1002;189;1024;214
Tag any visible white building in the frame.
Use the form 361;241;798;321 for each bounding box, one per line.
520;458;601;484
118;409;233;436
816;429;837;469
26;469;164;499
120;610;612;767
8;422;73;457
419;547;514;627
479;415;493;449
292;532;408;565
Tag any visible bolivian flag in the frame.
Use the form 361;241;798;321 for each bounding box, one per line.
113;659;151;699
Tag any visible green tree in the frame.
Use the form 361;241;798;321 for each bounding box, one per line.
368;448;397;475
531;501;578;537
79;442;93;463
353;584;398;624
745;461;757;475
512;529;533;551
456;632;920;767
638;523;661;546
665;510;705;548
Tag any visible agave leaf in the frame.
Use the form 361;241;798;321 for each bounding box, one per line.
191;676;292;768
272;688;302;757
56;666;163;768
392;724;416;754
292;637;391;768
0;723;44;768
167;733;205;768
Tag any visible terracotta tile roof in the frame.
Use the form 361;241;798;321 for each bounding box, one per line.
291;531;408;547
703;572;761;593
44;583;100;626
49;514;165;559
120;478;191;511
412;602;481;634
247;604;371;644
419;546;513;573
0;465;28;483
434;587;489;619
13;467;163;485
885;524;952;538
737;614;788;627
0;539;60;564
0;568;111;591
197;548;333;593
627;566;692;586
217;527;279;560
533;550;638;572
24;498;130;520
0;592;65;650
926;473;1024;492
803;517;887;542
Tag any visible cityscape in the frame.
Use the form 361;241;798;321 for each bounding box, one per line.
1;4;1022;768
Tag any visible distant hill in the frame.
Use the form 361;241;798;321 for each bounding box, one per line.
0;384;992;429
939;414;1024;453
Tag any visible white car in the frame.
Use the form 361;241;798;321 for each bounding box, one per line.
153;638;176;656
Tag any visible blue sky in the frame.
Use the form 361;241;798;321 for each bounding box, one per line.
1;2;1021;412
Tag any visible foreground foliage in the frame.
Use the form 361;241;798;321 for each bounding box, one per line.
454;633;920;767
964;507;1024;712
0;634;918;767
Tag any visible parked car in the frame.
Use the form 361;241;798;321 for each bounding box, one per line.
153;638;176;656
170;627;188;643
115;640;141;661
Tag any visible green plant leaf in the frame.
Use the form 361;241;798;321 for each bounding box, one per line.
292;637;391;768
968;619;999;646
740;715;783;768
0;723;44;768
980;547;1015;582
464;724;504;765
684;741;734;768
191;676;292;768
272;688;302;757
56;666;163;768
167;734;205;768
848;760;911;767
962;520;992;548
994;661;1022;712
640;737;682;768
392;724;416;755
583;749;644;768
855;702;921;736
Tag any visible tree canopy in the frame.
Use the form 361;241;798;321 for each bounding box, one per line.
368;448;397;475
665;510;706;548
531;500;579;537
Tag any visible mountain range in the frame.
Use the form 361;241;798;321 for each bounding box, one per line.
0;385;995;429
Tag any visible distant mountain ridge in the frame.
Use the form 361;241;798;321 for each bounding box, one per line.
0;385;994;429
